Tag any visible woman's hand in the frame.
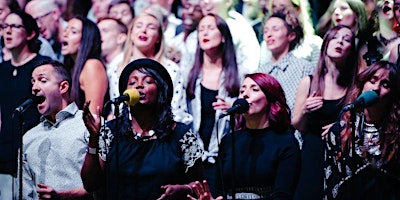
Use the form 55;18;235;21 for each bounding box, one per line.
321;123;334;140
37;184;59;199
187;180;223;200
303;91;323;114
212;96;231;112
82;101;101;139
157;184;191;200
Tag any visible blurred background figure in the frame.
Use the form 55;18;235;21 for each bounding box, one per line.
167;0;203;66
87;0;112;22
259;0;322;69
97;17;127;101
61;16;108;114
258;9;314;113
108;0;135;27
200;0;260;72
25;0;67;62
242;0;266;43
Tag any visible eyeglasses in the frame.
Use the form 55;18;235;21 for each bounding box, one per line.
34;11;52;24
0;24;25;30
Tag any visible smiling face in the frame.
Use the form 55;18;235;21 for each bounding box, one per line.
239;77;268;117
197;15;223;52
332;0;357;29
61;18;82;56
2;13;29;51
326;27;353;62
182;0;203;33
263;17;294;55
130;15;161;55
31;64;66;120
126;69;158;106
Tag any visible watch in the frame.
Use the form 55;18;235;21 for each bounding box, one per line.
86;146;97;155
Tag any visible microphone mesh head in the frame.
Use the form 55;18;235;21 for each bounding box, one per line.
123;89;140;105
233;98;250;114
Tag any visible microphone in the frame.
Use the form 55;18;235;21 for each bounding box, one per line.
111;88;140;105
219;98;250;119
15;96;45;113
342;90;379;112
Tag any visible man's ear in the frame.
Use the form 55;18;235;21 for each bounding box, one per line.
59;80;69;95
117;33;127;45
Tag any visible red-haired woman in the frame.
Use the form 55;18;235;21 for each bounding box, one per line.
189;73;301;199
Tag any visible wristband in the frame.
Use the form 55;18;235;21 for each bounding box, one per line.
86;146;97;155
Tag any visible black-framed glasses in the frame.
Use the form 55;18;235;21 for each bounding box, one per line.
0;24;25;30
34;11;52;24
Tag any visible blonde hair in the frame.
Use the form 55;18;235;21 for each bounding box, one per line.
119;12;165;75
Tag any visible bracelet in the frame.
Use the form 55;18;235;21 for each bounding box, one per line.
86;146;97;155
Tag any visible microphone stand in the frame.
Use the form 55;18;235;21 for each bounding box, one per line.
229;114;236;200
11;109;26;200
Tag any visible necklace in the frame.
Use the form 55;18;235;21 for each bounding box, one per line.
12;68;17;76
379;33;398;46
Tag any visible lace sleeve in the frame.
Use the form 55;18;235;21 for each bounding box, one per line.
179;129;203;173
98;124;114;161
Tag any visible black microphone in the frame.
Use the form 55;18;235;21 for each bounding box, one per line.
219;98;250;119
342;90;379;112
111;88;140;105
15;96;45;113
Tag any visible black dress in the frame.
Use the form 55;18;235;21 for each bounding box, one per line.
294;98;343;200
216;127;301;199
97;114;203;200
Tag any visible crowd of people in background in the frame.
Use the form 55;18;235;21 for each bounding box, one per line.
0;0;400;199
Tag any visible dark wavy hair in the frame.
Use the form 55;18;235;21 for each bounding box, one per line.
340;61;400;163
64;15;103;108
118;59;175;138
311;25;358;105
186;13;240;99
237;73;291;133
10;10;41;53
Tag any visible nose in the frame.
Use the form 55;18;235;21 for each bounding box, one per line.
32;83;40;95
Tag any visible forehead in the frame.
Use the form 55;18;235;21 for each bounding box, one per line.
273;0;292;6
199;16;216;24
5;13;22;23
135;15;159;24
334;0;351;8
98;19;118;28
128;69;153;78
110;3;131;11
32;64;55;76
373;68;390;79
335;27;353;36
242;77;258;86
265;17;286;27
68;18;82;28
186;0;201;5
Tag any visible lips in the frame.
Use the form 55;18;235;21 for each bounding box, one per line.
383;5;392;14
138;35;148;41
266;39;274;45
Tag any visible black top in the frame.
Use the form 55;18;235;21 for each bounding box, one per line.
216;127;300;199
0;55;51;175
199;84;218;150
98;115;203;200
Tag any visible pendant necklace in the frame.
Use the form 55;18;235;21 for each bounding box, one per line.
13;68;17;76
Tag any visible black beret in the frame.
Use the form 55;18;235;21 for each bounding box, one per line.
118;58;173;97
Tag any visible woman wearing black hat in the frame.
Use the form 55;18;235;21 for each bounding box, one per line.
80;58;204;199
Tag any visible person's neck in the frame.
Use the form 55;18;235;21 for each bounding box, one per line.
104;48;123;64
11;47;36;67
325;62;340;81
379;19;397;41
46;99;70;123
131;109;155;136
203;49;223;66
133;47;156;60
217;10;229;20
271;49;289;64
245;113;269;129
